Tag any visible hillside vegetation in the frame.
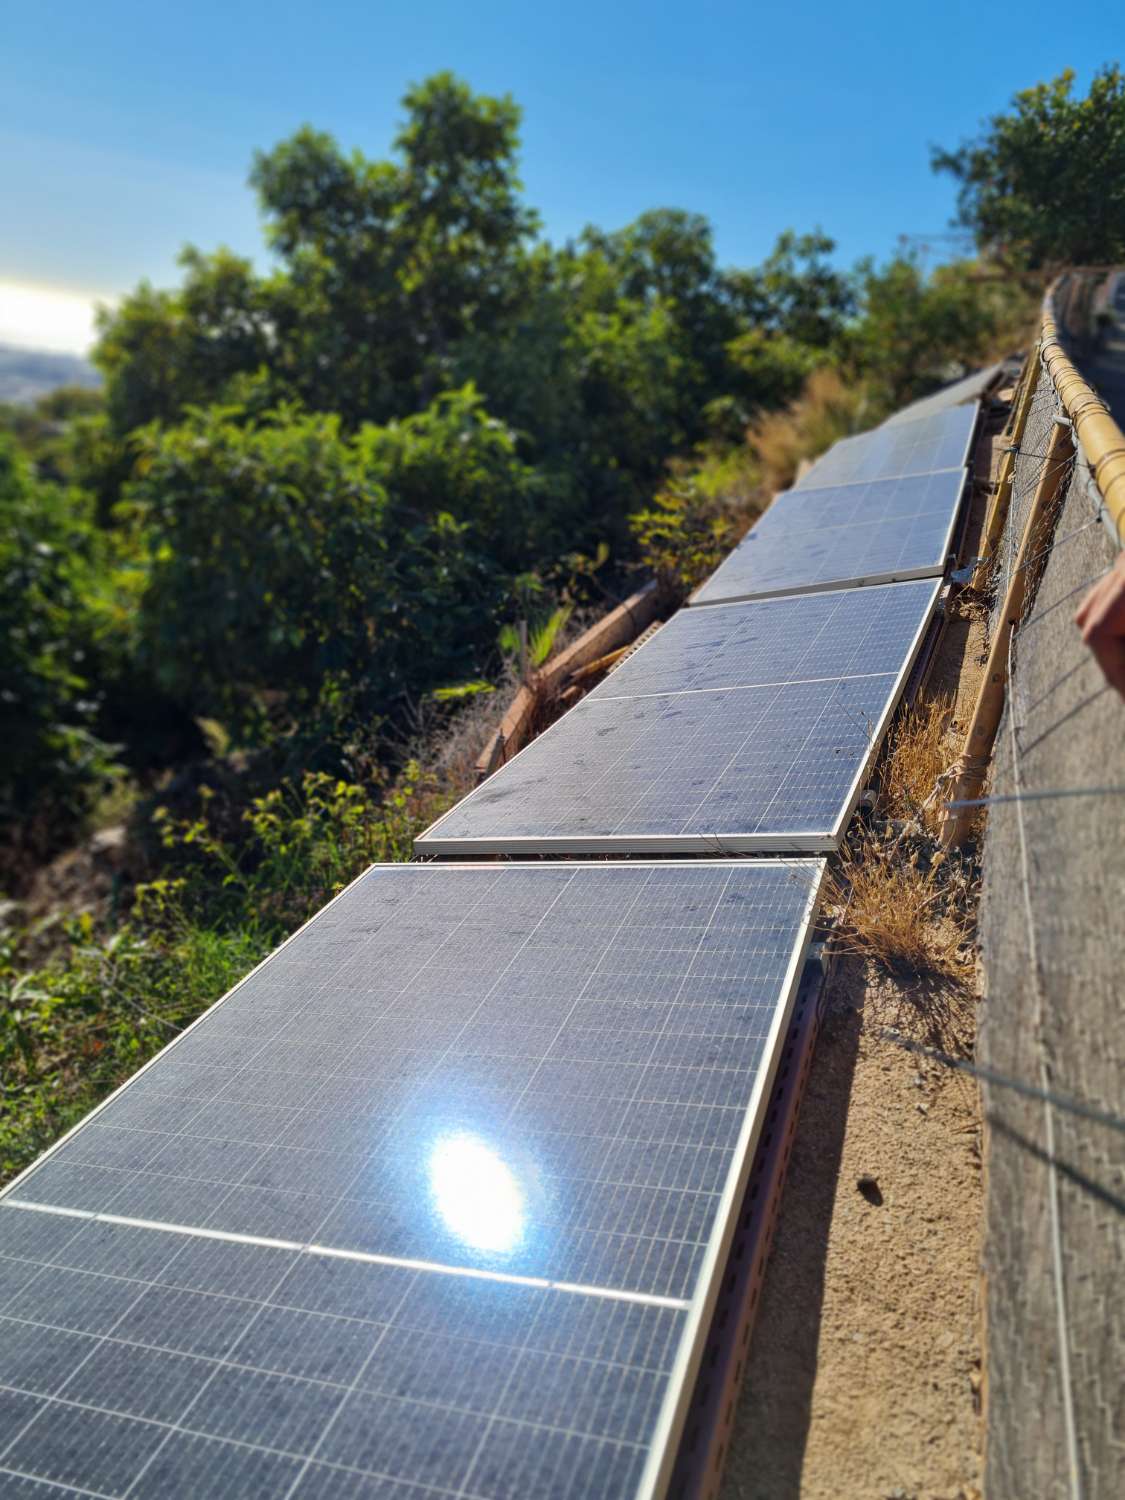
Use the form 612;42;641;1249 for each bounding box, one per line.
0;71;1046;1180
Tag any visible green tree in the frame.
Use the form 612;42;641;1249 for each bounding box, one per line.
932;65;1125;268
723;230;853;412
0;439;118;839
849;255;1032;410
95;248;276;438
727;229;854;349
249;73;537;422
126;392;540;743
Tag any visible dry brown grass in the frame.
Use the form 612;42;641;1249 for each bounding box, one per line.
824;691;977;991
880;689;956;832
825;833;972;980
409;663;521;801
747;368;875;494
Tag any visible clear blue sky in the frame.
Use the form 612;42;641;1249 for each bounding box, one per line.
0;0;1116;347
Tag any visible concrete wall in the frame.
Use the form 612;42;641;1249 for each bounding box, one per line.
979;356;1125;1499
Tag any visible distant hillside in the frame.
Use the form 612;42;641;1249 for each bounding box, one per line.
0;344;101;405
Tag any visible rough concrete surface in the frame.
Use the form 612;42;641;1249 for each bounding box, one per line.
979;330;1125;1500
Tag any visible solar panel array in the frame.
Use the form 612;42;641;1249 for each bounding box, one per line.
883;362;1002;426
415;580;940;855
0;860;823;1500
691;468;966;606
0;371;981;1499
795;402;976;490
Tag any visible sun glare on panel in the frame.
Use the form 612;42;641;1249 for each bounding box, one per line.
428;1132;526;1254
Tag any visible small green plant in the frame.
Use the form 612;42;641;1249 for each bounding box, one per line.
0;759;465;1185
498;605;573;677
0;909;265;1180
631;472;748;600
430;680;495;703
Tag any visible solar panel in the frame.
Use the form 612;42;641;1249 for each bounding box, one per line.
416;579;941;855
882;363;1002;426
690;468;966;606
0;859;824;1500
796;402;978;489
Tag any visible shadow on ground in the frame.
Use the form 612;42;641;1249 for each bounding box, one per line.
720;994;862;1500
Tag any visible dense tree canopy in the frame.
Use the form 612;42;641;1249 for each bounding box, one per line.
933;66;1125;269
0;69;1037;864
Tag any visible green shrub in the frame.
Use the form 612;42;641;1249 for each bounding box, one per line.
0;437;122;848
0;758;461;1183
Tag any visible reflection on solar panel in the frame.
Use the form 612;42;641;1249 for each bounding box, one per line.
0;859;824;1500
691;468;966;606
796;403;977;489
883;363;1002;426
416;579;941;855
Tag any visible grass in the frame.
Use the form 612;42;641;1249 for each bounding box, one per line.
824;691;977;992
0;699;494;1185
747;368;875;495
826;834;971;980
880;689;956;832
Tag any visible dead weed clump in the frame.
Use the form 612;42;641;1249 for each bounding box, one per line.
880;689;956;832
825;833;972;981
824;692;979;993
747;368;874;494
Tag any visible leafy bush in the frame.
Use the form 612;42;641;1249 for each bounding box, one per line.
631;469;752;600
0;438;121;848
127;393;529;744
0;759;460;1182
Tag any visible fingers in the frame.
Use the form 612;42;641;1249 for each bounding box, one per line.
1075;551;1125;699
1075;551;1125;631
1088;634;1125;698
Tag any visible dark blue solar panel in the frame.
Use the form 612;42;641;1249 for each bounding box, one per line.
418;580;940;855
0;860;823;1499
796;403;977;489
692;468;966;605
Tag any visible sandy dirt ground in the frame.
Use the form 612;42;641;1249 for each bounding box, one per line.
721;413;1004;1500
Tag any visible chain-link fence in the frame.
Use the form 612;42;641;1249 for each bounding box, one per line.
978;297;1125;1500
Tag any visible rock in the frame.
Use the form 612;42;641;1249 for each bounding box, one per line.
857;1174;884;1206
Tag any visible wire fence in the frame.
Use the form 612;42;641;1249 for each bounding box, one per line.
977;283;1125;1500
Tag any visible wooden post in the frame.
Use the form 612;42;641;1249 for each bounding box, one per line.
940;416;1074;847
974;343;1041;590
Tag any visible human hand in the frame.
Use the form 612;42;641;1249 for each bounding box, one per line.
1075;549;1125;698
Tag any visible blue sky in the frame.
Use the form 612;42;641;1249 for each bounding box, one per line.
0;1;1115;350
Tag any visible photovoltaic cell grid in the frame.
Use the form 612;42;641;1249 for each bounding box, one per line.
795;402;978;490
0;860;824;1500
416;579;941;855
691;468;967;606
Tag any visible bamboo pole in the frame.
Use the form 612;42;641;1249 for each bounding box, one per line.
940;416;1075;847
1041;298;1125;543
974;342;1041;588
